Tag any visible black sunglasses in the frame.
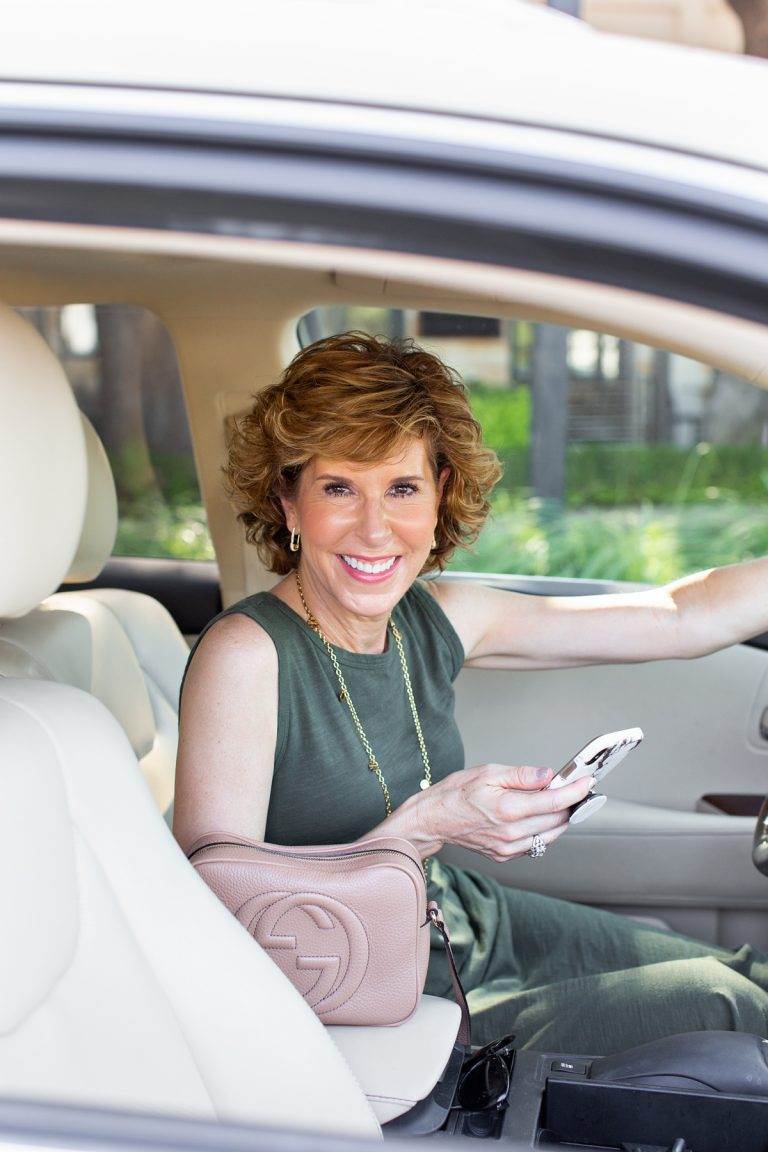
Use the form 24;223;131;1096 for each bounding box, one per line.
455;1034;516;1112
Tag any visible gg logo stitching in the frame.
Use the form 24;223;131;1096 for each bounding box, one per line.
239;891;370;1012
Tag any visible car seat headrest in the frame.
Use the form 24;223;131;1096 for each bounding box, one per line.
63;414;118;584
0;304;87;618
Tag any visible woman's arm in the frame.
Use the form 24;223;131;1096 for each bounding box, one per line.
173;613;279;855
426;556;768;672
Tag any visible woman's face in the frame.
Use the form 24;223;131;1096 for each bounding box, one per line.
281;436;448;621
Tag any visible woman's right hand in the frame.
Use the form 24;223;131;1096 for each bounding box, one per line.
416;762;596;862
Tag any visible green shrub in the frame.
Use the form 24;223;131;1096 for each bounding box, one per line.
468;383;530;451
111;422;768;577
450;497;768;583
565;442;768;507
467;384;768;506
115;496;214;561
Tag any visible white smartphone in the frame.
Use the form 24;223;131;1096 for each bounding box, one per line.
548;726;644;825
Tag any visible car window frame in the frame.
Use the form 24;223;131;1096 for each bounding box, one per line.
0;91;767;328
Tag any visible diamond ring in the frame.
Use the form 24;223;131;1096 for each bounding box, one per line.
528;834;547;859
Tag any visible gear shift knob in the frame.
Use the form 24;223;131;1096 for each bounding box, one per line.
752;796;768;877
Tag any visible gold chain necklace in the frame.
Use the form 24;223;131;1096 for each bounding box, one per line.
294;569;433;821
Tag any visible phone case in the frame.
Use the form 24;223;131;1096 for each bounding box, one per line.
549;726;644;789
548;726;644;825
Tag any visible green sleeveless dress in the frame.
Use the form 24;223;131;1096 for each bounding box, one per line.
180;580;768;1054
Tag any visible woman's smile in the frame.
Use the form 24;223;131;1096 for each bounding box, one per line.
338;553;402;582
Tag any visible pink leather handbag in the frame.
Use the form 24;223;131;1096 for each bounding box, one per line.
187;832;470;1040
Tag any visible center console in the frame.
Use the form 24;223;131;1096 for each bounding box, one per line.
386;1032;768;1151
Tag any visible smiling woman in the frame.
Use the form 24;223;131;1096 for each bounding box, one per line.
173;330;768;1055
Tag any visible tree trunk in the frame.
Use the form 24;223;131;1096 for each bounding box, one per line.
140;311;191;458
530;323;569;504
648;349;673;443
95;305;157;501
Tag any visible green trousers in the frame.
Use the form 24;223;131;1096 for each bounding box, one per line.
425;859;768;1054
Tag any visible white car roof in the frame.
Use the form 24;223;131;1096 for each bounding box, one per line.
0;0;766;172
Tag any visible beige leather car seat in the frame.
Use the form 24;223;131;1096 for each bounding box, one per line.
0;412;184;815
0;303;461;1128
0;302;382;1137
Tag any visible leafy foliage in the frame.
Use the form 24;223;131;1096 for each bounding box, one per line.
450;496;768;582
111;389;768;577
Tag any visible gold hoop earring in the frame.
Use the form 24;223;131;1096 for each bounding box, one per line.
289;527;301;553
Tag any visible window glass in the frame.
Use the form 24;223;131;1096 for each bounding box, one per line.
299;307;768;583
17;305;213;562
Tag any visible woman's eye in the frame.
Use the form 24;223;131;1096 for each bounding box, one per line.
321;481;418;497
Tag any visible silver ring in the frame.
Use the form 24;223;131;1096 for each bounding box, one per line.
528;834;547;859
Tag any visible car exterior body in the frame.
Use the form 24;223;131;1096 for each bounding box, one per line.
1;2;768;1149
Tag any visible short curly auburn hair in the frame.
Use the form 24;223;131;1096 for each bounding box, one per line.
224;330;502;575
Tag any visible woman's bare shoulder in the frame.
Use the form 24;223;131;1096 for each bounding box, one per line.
188;611;277;675
417;577;487;659
418;576;475;618
179;612;279;723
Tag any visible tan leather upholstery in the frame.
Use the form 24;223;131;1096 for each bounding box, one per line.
329;996;461;1124
0;302;460;1129
0;307;86;618
0;678;380;1136
0;594;181;812
64;414;118;583
0;303;379;1135
57;410;186;812
1;409;186;814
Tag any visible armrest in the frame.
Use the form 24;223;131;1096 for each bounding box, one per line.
326;995;461;1124
439;799;767;908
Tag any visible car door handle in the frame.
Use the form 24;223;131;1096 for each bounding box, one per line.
760;706;768;742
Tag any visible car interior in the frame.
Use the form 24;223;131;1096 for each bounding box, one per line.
2;221;768;1151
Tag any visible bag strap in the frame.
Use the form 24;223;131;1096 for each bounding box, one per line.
427;901;471;1048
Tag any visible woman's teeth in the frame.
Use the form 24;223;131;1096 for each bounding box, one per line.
342;555;397;574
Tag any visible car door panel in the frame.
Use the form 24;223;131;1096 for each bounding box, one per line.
441;575;768;945
439;802;768;948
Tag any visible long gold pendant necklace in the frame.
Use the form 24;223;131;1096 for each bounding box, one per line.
295;569;433;877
